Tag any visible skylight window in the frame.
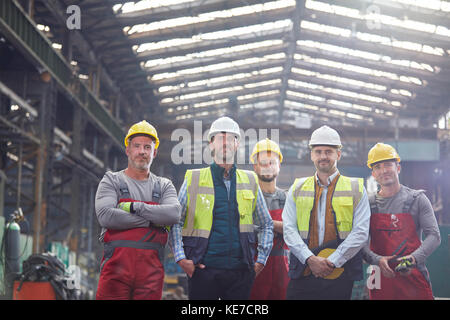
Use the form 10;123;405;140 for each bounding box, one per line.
301;20;445;56
135;20;292;53
120;0;196;13
151;53;285;81
296;39;435;72
306;0;450;38
288;79;402;106
392;0;450;12
143;40;283;69
294;53;423;85
127;1;294;35
238;90;280;101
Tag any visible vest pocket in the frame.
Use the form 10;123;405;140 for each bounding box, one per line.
239;190;255;217
334;200;353;234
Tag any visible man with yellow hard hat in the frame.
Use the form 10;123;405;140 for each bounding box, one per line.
282;125;370;299
95;120;181;300
362;143;440;300
249;138;289;300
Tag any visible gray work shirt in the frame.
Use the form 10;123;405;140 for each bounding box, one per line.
95;170;181;241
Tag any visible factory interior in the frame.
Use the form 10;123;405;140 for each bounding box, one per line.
0;0;449;300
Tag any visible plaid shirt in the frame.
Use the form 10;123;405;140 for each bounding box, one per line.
169;172;274;266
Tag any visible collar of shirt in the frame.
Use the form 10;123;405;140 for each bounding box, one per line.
211;161;235;181
315;169;340;188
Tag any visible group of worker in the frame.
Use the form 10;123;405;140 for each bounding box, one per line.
94;117;441;300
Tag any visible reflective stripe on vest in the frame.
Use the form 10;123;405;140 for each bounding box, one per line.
292;175;363;241
182;167;258;238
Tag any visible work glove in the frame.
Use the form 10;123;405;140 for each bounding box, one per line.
118;202;136;214
395;256;415;274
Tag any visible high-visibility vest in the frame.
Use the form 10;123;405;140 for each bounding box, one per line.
182;167;258;239
292;175;363;243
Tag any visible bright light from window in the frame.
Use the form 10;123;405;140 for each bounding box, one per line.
127;1;294;35
301;20;445;56
294;53;423;86
151;53;285;81
136;20;291;53
305;0;450;38
296;39;435;72
143;40;283;69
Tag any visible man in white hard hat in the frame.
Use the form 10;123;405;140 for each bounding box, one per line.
282;125;370;299
169;116;274;300
249;139;289;300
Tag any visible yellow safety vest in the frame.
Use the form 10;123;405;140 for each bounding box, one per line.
292;175;363;241
182;167;258;238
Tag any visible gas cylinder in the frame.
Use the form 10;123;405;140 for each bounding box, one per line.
5;220;21;274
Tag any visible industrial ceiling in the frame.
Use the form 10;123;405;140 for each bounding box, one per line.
33;0;450;130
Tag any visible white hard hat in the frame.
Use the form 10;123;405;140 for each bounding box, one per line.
207;116;241;142
309;125;342;148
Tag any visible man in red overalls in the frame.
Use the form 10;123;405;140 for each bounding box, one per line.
95;120;181;299
249;139;289;300
363;143;441;300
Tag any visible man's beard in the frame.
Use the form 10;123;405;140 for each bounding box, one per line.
258;173;277;183
257;169;278;182
130;156;152;170
316;159;335;174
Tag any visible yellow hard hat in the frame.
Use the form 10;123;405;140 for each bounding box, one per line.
124;120;159;149
250;138;283;164
317;248;344;280
367;142;400;168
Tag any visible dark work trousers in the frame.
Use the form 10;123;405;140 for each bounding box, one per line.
188;267;255;300
286;275;354;300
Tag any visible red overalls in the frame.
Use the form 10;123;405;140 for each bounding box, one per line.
368;191;433;300
250;208;290;300
96;178;167;300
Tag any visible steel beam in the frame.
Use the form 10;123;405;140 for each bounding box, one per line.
0;0;125;148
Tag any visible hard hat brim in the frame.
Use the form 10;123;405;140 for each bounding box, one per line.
309;144;342;149
250;150;283;164
125;132;159;149
367;157;400;169
208;131;241;142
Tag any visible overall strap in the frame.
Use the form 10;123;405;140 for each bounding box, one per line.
116;172;162;203
152;176;162;204
117;172;131;199
402;189;424;213
277;189;287;208
368;193;378;214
